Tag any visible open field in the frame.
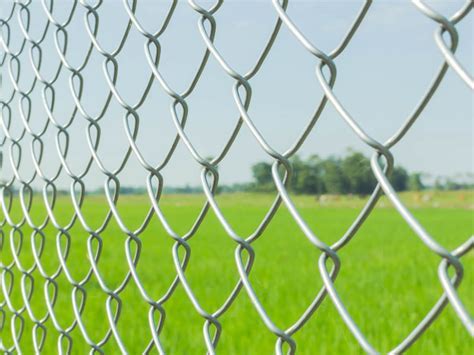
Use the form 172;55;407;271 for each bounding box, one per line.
0;190;473;354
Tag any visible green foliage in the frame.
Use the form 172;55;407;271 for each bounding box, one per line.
341;151;376;195
390;166;409;192
291;155;325;194
251;162;273;185
251;151;407;195
320;157;349;194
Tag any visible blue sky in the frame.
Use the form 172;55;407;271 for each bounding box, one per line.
0;0;472;189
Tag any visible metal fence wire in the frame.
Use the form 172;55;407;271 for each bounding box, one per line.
0;0;473;354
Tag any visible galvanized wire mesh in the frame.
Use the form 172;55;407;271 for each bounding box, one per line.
0;0;472;354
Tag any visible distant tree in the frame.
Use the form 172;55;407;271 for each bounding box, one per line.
321;157;349;194
290;155;324;194
252;162;274;191
289;155;304;193
251;162;273;185
390;166;409;191
304;155;325;194
247;151;470;195
408;173;425;191
341;152;376;195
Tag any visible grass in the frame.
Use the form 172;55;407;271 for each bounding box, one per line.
0;190;472;354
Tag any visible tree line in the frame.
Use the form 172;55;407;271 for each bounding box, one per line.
77;151;472;196
249;151;417;195
167;151;471;195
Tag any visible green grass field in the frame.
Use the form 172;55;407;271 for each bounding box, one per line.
0;191;473;354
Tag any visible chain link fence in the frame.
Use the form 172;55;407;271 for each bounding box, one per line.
0;0;472;354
